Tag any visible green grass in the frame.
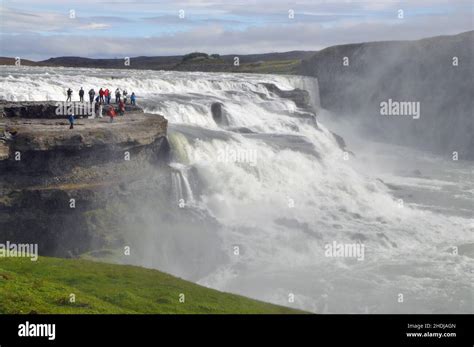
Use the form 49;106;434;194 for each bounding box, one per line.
0;257;306;314
237;59;302;74
176;58;302;74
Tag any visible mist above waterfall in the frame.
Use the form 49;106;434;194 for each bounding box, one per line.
299;31;474;160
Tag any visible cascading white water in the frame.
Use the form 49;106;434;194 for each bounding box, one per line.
170;162;194;204
1;66;472;313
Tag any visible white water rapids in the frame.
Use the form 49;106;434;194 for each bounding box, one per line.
0;66;472;313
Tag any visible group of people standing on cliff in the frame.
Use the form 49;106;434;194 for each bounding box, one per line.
66;87;137;129
66;87;136;105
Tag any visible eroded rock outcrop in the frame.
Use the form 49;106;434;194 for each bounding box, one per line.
260;82;311;110
1;100;143;119
211;102;230;126
0;102;170;257
259;82;319;128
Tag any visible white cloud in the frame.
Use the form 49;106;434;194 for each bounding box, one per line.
0;1;472;59
0;5;112;33
79;23;111;30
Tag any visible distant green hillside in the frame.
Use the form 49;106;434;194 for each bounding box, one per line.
173;55;304;74
0;50;315;75
0;257;305;314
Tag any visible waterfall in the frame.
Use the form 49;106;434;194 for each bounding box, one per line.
170;162;194;206
1;65;472;314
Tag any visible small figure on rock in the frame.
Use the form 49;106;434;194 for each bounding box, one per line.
123;89;128;104
99;88;104;103
89;88;95;103
79;87;84;102
130;92;136;105
98;102;103;118
68;113;75;129
118;99;125;116
107;105;117;123
115;88;121;104
66;88;73;102
105;88;111;104
91;101;103;119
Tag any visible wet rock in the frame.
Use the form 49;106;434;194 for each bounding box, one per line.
260;82;311;110
211;102;229;126
228;127;255;134
330;131;347;150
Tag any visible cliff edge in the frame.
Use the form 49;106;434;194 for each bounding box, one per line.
0;102;170;256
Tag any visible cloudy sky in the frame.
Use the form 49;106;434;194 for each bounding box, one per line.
0;0;472;60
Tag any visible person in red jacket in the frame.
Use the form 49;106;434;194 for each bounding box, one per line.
104;89;110;104
107;106;117;122
118;100;125;116
99;88;104;103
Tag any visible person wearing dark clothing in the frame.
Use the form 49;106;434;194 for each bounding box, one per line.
99;88;104;103
79;87;84;102
66;88;73;102
115;88;121;104
89;89;95;103
68;114;75;129
118;100;125;116
123;90;128;104
93;101;104;118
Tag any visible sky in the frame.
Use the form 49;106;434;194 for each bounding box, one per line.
0;0;472;60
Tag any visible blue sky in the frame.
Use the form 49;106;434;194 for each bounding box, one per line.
0;0;472;60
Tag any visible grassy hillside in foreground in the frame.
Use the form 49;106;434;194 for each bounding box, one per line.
0;257;305;314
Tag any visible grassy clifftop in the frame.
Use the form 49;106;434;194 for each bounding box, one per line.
173;57;303;74
0;257;305;314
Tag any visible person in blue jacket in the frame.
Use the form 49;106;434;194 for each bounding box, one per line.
68;113;75;129
130;92;136;105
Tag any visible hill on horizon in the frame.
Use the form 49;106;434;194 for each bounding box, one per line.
0;50;316;74
0;31;471;74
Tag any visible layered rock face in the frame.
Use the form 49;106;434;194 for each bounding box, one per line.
259;82;311;109
1;100;143;119
298;31;474;160
260;82;320;128
0;102;170;257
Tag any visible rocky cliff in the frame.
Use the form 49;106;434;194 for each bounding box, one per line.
298;31;474;160
0;102;171;257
